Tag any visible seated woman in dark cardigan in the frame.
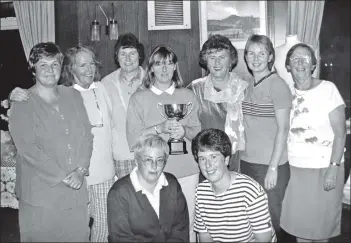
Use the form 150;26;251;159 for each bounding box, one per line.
107;134;189;242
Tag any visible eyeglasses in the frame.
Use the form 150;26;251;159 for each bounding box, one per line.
246;51;269;60
92;89;103;127
141;157;166;167
289;56;311;64
153;61;175;68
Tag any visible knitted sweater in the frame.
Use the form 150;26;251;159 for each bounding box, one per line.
126;88;201;178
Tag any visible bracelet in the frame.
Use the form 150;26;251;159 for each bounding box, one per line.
154;125;160;134
330;162;340;167
76;167;89;176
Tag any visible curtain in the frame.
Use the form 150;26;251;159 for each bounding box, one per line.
287;0;325;78
13;1;55;60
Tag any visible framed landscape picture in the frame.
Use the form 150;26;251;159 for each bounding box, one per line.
199;1;267;49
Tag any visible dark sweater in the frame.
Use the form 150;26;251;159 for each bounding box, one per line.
107;172;189;242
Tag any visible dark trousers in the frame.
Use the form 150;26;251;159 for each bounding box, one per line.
240;160;290;242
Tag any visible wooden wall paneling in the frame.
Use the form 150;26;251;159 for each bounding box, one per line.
56;0;202;83
77;1;116;78
137;0;150;69
147;1;202;86
118;1;139;35
187;1;202;84
55;0;79;54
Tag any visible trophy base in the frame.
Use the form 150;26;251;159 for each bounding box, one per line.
168;140;188;155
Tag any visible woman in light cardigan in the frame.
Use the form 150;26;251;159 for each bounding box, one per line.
101;33;146;179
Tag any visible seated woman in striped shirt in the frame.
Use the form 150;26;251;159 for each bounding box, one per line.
191;128;276;242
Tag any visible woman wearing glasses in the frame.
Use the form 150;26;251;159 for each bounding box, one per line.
9;45;115;242
126;45;201;242
107;134;189;242
280;43;346;242
240;34;292;241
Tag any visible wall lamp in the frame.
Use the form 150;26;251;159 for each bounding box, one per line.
91;3;118;41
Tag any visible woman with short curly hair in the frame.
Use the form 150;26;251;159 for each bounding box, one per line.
188;34;248;178
101;33;146;179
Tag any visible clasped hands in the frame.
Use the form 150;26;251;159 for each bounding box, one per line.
62;168;86;190
158;118;185;140
10;89;85;190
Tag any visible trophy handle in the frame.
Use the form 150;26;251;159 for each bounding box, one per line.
157;103;168;119
182;102;193;119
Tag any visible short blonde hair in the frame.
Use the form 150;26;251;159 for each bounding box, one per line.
60;45;101;87
134;134;169;162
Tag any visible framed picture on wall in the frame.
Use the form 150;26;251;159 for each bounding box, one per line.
199;1;267;49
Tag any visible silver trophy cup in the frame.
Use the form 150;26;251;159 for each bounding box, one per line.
156;102;193;155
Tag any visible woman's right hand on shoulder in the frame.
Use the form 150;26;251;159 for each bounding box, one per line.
10;87;29;102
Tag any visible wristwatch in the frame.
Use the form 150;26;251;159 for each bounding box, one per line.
76;167;89;176
330;162;340;167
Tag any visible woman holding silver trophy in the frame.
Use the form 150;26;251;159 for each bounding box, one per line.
126;45;201;242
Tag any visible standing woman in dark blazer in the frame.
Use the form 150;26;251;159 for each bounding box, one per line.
9;42;93;242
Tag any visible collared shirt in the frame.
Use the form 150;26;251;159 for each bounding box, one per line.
119;67;142;86
129;167;168;218
72;82;115;185
150;83;175;95
119;67;144;109
72;82;97;91
101;67;145;161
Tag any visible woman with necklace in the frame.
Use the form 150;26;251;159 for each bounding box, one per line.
126;45;201;242
188;35;248;178
280;43;346;242
8;42;93;241
241;34;292;241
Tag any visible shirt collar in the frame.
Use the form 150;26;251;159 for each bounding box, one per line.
72;82;97;91
150;83;175;95
130;167;168;194
118;66;142;85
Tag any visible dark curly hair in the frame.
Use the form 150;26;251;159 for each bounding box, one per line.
199;34;238;72
114;33;145;68
191;128;232;163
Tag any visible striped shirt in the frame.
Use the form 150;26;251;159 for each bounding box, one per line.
241;73;292;165
194;173;274;242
